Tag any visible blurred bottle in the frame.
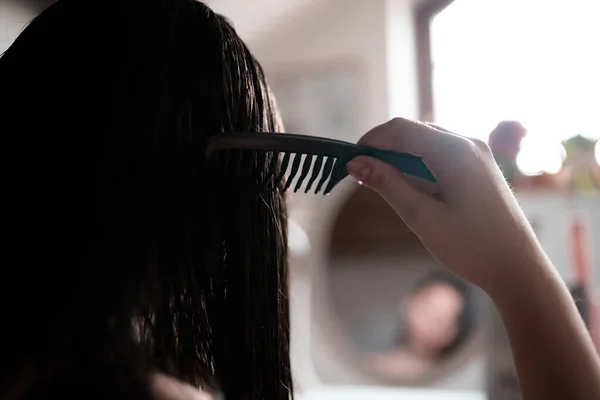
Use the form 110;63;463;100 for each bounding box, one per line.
569;212;599;353
561;135;600;193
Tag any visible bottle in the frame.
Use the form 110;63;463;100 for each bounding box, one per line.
569;212;599;353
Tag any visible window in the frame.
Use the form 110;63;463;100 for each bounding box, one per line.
429;0;600;145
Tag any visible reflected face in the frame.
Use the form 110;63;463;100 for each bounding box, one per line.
404;283;464;355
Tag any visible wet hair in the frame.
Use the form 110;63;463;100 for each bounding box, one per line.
0;1;292;399
405;272;474;358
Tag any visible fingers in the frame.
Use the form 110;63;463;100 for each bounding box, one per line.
424;121;453;133
346;156;440;227
425;122;489;147
359;118;497;182
357;117;448;159
357;118;462;176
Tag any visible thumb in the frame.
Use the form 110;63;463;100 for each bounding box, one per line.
346;156;438;226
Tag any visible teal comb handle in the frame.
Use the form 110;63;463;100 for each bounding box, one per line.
360;147;436;183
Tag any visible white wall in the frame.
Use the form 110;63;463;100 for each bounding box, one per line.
252;0;392;140
205;0;321;47
250;0;422;129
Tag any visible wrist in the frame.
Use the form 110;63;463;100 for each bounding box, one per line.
480;244;559;308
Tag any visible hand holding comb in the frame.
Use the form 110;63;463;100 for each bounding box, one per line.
206;132;435;195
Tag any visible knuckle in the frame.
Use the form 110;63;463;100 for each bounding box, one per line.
359;126;395;148
358;127;383;147
443;137;481;171
447;135;472;153
471;137;490;152
448;137;495;173
465;138;493;162
385;117;410;132
390;117;407;126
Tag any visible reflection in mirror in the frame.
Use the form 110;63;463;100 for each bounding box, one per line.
367;272;473;379
327;186;478;384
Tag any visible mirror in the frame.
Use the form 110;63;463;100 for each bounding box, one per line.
326;186;480;384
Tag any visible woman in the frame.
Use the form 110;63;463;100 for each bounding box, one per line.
369;273;472;379
1;1;290;399
3;2;599;400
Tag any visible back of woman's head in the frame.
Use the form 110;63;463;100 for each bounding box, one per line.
1;1;291;399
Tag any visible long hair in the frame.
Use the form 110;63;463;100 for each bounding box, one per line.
0;1;292;399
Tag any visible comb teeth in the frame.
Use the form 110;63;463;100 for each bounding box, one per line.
284;153;303;192
280;152;344;195
294;153;313;192
305;155;324;193
315;156;335;194
324;157;349;195
212;149;348;195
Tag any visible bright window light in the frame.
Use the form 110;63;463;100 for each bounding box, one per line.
516;136;565;176
431;0;600;172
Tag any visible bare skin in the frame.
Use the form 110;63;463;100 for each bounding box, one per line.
4;369;215;400
346;117;600;400
151;373;215;400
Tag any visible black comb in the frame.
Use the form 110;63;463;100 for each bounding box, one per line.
206;132;435;195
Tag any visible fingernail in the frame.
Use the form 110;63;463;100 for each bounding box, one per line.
346;159;371;182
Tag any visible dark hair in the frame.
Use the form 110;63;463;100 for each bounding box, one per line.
406;272;474;358
1;1;292;399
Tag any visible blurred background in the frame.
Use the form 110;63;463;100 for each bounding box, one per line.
2;0;599;399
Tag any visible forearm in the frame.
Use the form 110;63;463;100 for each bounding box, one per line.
487;250;600;400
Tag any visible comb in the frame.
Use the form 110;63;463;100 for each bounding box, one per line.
206;132;435;195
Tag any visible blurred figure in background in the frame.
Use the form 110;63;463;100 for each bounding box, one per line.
488;120;527;185
368;273;472;380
